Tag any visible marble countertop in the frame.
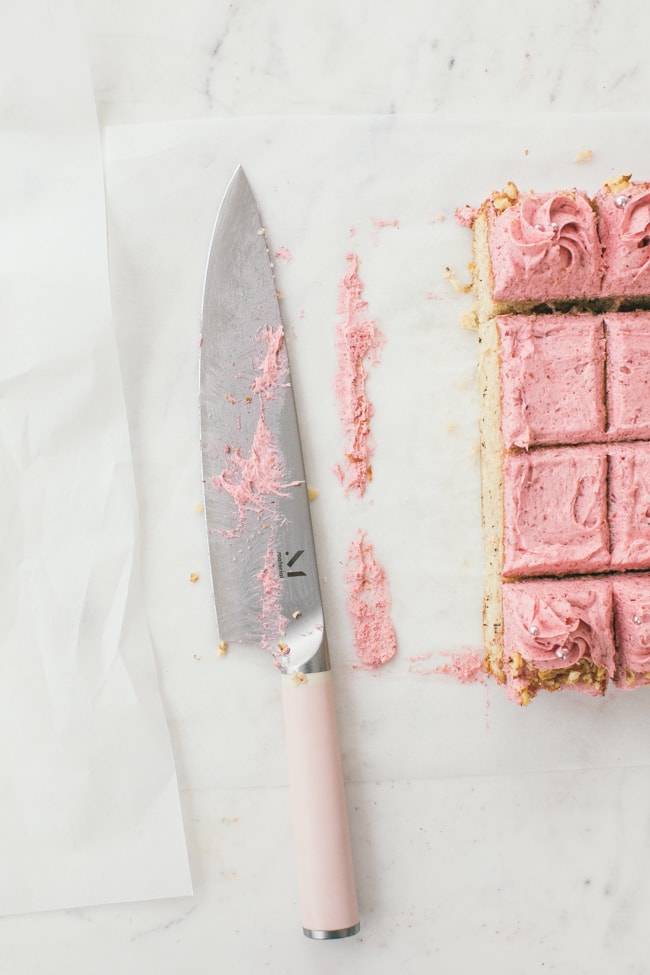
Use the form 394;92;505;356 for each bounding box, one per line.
6;2;650;973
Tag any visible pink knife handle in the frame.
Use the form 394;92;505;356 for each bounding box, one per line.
281;671;360;939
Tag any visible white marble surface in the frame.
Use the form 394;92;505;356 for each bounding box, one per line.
6;1;650;972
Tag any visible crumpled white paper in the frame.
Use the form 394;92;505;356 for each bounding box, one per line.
0;0;191;915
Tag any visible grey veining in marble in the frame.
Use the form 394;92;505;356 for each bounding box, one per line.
77;0;649;123
6;1;650;973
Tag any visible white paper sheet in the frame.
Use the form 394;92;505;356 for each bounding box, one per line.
0;1;191;915
104;114;650;790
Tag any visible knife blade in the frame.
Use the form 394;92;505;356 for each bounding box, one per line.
199;166;360;940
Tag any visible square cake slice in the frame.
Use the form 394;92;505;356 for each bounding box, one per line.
595;177;650;300
472;185;603;322
501;576;615;704
608;442;650;571
605;312;650;440
502;445;610;579
612;573;650;688
498;314;606;449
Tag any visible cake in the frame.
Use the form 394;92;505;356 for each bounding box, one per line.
462;175;650;703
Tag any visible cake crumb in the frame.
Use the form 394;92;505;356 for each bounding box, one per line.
444;266;472;295
195;503;204;513
307;486;319;501
189;572;199;583
293;672;308;685
603;172;633;194
217;641;228;657
575;148;593;163
460;309;478;330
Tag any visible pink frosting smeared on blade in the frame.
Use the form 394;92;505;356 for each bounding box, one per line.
211;324;302;538
251;324;289;398
597;182;650;296
334;253;385;496
345;530;397;669
211;412;298;536
488;191;603;302
258;543;288;654
210;324;302;651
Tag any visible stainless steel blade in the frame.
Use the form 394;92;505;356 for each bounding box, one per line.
200;167;329;673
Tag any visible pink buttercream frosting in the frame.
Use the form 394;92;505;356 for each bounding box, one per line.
608;443;650;571
210;324;301;650
612;574;650;684
334;253;385;497
344;530;397;669
488;191;603;302
596;181;650;296
605;312;650;440
502;576;615;698
502;445;610;578
498;314;606;449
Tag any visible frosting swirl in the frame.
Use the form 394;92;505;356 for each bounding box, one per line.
507;194;596;273
619;189;650;277
518;594;594;669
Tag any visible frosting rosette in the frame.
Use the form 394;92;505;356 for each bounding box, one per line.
619;189;650;276
507;194;595;272
517;594;593;669
597;181;650;296
502;578;616;689
488;189;602;301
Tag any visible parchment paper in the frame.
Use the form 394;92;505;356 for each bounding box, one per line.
104;114;650;793
0;1;191;915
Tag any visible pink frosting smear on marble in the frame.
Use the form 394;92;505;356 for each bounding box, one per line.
345;530;397;669
436;649;485;683
334;253;385;496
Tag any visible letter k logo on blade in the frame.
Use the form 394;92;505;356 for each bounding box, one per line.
286;550;306;577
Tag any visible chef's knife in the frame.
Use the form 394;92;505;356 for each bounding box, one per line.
199;166;360;940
